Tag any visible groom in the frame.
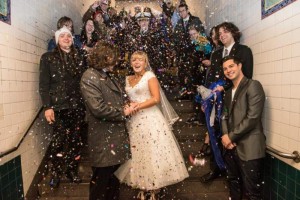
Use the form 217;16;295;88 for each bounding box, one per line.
80;41;136;200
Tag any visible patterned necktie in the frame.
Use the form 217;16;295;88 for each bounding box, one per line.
224;48;229;57
183;20;188;29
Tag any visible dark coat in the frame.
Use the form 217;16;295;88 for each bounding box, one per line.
173;15;205;58
205;43;253;90
80;68;131;167
204;48;231;89
228;43;253;79
221;77;266;161
39;48;86;111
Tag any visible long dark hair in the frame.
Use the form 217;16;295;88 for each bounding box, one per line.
209;25;222;48
80;19;99;48
54;43;83;75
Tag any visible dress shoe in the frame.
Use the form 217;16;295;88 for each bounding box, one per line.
186;116;205;126
66;171;82;184
49;176;60;188
200;170;221;183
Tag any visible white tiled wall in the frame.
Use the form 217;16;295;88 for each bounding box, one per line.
195;0;300;169
0;0;94;195
1;0;299;195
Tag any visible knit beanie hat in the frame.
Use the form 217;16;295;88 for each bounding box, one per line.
55;26;73;44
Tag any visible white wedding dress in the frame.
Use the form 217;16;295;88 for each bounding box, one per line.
115;71;189;191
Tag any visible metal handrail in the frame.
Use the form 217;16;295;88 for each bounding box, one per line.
266;145;300;163
0;106;43;158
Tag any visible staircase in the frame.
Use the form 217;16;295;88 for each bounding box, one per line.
38;95;229;200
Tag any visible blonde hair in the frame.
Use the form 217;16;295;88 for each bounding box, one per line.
130;51;150;67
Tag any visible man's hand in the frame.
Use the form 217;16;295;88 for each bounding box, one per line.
222;134;233;149
129;102;140;115
213;85;224;92
45;109;55;124
124;102;140;116
92;1;101;10
124;106;131;116
202;59;211;67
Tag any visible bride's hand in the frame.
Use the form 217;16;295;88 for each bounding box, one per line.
129;102;140;115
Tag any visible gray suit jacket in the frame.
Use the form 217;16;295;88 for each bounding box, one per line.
221;77;266;161
80;68;131;167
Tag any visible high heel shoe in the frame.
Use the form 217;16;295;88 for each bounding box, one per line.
137;191;145;200
149;190;157;200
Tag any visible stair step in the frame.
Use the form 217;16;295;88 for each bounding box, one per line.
38;182;89;198
38;88;229;199
119;178;228;200
171;100;194;113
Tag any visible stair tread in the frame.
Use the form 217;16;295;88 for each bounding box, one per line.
38;89;228;199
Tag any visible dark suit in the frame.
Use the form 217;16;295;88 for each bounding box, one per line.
228;43;253;79
173;15;205;86
204;47;230;88
80;68;131;200
221;77;266;200
208;43;253;91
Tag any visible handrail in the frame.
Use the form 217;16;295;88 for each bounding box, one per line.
0;106;44;158
266;145;300;163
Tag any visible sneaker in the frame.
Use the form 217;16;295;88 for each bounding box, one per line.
189;154;206;166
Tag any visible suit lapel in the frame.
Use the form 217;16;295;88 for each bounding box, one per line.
229;43;239;56
225;88;232;114
95;69;122;93
228;77;249;116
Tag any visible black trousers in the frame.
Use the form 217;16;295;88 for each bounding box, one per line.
89;165;121;200
224;149;264;200
50;109;84;176
193;99;206;123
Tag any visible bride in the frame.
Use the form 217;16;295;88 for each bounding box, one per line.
115;51;189;199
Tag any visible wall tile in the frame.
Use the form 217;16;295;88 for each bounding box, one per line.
0;0;95;196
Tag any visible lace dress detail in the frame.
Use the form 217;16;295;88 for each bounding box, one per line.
115;71;189;190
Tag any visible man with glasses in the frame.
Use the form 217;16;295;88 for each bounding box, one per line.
173;3;205;100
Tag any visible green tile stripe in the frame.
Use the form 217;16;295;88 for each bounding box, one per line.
264;153;300;200
0;156;24;200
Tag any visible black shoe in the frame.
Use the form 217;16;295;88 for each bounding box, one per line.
200;143;211;156
66;171;82;184
200;170;221;183
186;116;201;124
193;120;205;126
49;176;60;188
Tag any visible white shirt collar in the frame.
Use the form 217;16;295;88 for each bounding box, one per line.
183;15;190;22
223;42;235;57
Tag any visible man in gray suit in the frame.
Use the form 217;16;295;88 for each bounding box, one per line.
80;42;135;200
221;55;266;200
